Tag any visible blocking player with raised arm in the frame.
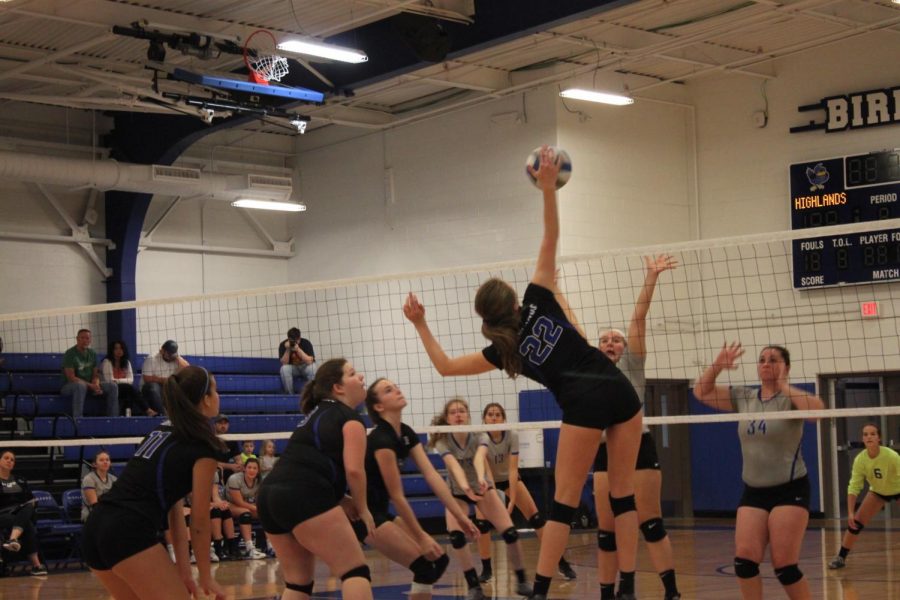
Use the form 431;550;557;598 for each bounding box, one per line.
828;422;900;569
593;254;680;600
81;366;226;600
355;377;480;600
404;146;643;600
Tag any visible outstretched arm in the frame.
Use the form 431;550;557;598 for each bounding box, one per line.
692;342;744;412
531;146;562;290
627;254;678;358
403;292;494;376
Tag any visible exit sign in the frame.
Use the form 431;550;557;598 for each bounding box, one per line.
861;301;879;318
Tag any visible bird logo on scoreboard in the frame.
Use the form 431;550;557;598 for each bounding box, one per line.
805;162;830;191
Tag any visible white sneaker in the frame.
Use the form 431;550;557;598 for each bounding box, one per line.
189;550;197;564
209;544;219;563
248;548;267;560
167;544;176;563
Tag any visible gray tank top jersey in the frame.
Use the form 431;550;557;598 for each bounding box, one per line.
730;386;806;488
434;433;489;496
486;431;519;483
226;472;261;504
618;349;649;434
81;470;117;522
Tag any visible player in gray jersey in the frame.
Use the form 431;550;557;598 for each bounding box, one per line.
476;402;577;583
81;450;117;522
593;254;680;600
694;343;824;600
428;398;531;600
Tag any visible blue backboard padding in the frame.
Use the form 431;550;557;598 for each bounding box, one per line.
173;68;324;102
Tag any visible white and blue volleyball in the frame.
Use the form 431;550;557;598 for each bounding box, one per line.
525;146;572;190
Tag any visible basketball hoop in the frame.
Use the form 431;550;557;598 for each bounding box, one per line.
243;29;289;85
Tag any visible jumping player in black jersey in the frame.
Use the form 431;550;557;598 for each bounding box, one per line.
355;377;479;600
403;146;644;600
257;358;373;600
82;366;226;599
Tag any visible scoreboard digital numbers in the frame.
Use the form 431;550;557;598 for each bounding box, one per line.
790;150;900;289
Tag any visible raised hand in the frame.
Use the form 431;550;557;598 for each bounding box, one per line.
714;341;745;370
526;145;561;192
403;292;426;325
645;254;678;275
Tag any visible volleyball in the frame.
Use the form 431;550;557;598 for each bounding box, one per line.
525;146;572;189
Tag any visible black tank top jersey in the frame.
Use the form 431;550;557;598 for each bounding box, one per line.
482;283;615;395
365;421;420;512
264;399;364;500
99;423;219;528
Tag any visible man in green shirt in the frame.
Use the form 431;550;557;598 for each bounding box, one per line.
60;329;118;418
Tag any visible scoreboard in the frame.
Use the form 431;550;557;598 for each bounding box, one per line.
790;150;900;289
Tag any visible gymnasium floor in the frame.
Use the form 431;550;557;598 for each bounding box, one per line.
0;520;896;599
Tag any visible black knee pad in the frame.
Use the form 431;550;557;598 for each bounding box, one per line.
433;553;450;580
501;527;518;544
410;556;441;585
285;581;314;594
639;517;667;543
237;512;252;525
351;519;369;543
340;564;371;582
474;518;493;534
528;512;546;529
774;564;803;586
548;500;577;525
609;494;636;517
848;522;864;535
596;529;617;552
734;557;760;579
449;530;467;549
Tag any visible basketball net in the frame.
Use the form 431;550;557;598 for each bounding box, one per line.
243;29;289;85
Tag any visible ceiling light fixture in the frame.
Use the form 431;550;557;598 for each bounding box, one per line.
559;88;634;106
232;199;307;212
277;39;368;63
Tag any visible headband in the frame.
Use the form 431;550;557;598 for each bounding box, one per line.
200;366;210;397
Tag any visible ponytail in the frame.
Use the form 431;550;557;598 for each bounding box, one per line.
163;366;225;453
474;278;521;378
300;358;347;414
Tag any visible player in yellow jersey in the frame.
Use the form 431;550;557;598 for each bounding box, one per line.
828;423;900;569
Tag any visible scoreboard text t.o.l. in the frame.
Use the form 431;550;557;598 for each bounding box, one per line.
790;150;900;289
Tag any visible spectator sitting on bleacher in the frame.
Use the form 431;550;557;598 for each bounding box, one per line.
141;340;188;415
81;450;117;522
61;329;119;418
0;450;48;576
226;457;266;559
278;327;316;394
240;440;257;465
259;440;278;480
100;340;156;417
214;415;243;474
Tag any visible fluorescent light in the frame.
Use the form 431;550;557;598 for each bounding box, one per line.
232;199;307;212
559;88;634;106
277;39;368;64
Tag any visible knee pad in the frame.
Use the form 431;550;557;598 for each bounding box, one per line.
351;519;369;543
848;522;864;535
285;581;314;594
734;557;760;579
774;564;803;586
501;527;518;544
474;518;493;534
639;517;667;543
449;530;467;549
410;556;435;584
596;529;617;552
410;582;433;594
548;501;577;525
340;564;371;582
527;512;546;530
237;512;252;525
609;494;636;517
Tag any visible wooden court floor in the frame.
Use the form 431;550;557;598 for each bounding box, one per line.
0;520;896;599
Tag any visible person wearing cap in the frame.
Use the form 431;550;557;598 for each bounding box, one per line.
278;327;316;394
214;414;243;474
140;340;189;415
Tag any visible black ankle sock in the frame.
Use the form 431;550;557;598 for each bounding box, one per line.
618;570;635;595
558;556;570;568
660;569;679;596
532;573;552;596
839;546;850;559
464;568;480;589
600;583;616;599
481;558;492;573
515;568;526;584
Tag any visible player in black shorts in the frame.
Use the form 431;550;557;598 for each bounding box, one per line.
82;366;226;599
593;254;681;600
404;147;643;600
354;377;479;600
257;358;374;600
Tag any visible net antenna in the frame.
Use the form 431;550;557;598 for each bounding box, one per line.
243;29;290;85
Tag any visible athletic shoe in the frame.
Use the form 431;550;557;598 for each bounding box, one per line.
2;539;21;553
209;544;219;563
30;564;48;576
666;595;681;600
247;548;267;560
189;550;196;564
478;569;492;583
528;595;547;600
515;581;534;596
558;559;577;580
616;594;637;600
828;555;846;569
467;586;485;600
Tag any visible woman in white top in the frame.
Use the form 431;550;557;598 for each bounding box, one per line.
101;340;155;416
81;450;118;521
226;457;266;559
